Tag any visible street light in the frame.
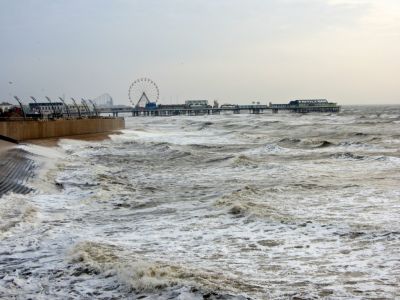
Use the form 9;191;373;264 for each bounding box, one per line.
58;97;70;118
70;97;81;118
88;99;99;116
45;96;57;117
13;96;26;120
81;98;92;116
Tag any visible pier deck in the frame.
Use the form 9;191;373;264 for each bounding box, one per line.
100;102;340;117
131;105;268;117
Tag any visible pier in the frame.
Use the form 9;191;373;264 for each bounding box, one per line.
99;99;340;117
99;105;268;117
130;104;268;117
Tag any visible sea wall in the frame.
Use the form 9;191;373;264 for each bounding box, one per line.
0;117;125;141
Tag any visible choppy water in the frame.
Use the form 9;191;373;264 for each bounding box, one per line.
1;106;400;299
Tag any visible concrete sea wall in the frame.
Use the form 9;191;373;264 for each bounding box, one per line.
0;117;125;141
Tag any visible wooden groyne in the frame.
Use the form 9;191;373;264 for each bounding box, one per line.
0;117;125;141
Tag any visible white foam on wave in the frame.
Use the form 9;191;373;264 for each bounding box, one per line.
111;128;241;146
57;138;96;154
17;143;63;159
69;241;259;296
17;143;66;193
215;185;294;222
243;143;291;157
2;110;400;299
0;194;38;239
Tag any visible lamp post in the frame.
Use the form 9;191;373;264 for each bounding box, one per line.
88;99;99;116
70;97;81;118
58;97;70;118
81;99;91;116
45;96;57;117
13;96;26;120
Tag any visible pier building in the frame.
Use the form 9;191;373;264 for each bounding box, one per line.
185;100;210;108
270;99;340;113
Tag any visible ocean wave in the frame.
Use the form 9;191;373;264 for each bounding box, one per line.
215;186;293;222
231;155;258;168
69;241;259;297
188;144;224;150
246;143;289;156
204;155;235;164
0;195;37;238
351;132;369;137
278;138;301;144
278;138;335;149
2;110;398;299
258;120;281;126
370;155;400;163
314;140;334;148
331;152;365;160
298;139;334;148
338;141;364;147
330;152;400;162
198;121;214;130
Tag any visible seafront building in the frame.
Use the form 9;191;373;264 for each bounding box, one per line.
0;102;15;113
28;102;95;117
0;97;125;142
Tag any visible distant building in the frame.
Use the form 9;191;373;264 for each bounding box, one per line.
289;99;332;106
185;100;209;108
29;102;93;116
68;104;93;116
270;99;340;113
0;102;15;113
220;104;238;108
29;102;64;115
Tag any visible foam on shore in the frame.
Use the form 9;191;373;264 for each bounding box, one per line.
0;133;117;198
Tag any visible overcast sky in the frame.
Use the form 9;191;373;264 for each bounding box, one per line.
1;0;399;105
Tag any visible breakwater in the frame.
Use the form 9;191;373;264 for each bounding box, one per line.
0;117;125;141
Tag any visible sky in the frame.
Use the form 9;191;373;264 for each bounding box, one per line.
0;0;399;105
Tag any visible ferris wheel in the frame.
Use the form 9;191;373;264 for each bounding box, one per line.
128;78;159;108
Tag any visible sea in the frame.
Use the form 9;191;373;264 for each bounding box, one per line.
1;105;399;299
